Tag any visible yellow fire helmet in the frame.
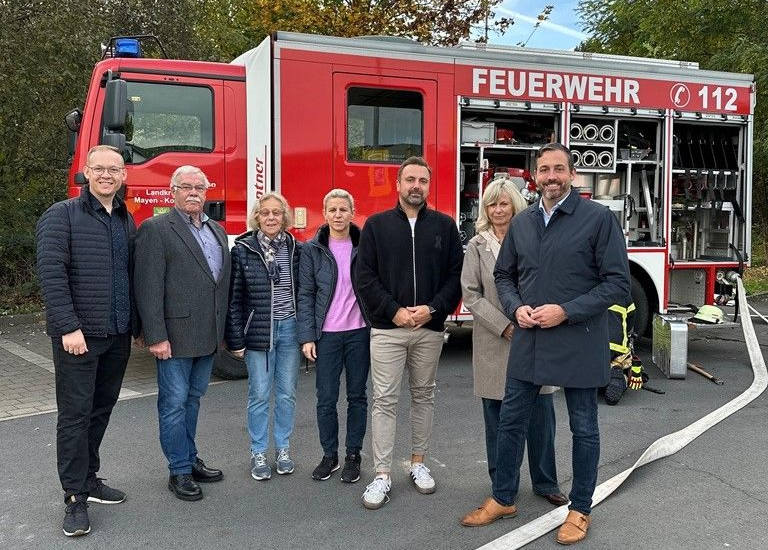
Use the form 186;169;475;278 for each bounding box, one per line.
692;304;725;324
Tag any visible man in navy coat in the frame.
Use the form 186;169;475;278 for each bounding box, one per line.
461;143;630;545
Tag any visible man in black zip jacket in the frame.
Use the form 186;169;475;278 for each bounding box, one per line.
36;145;138;537
356;156;463;509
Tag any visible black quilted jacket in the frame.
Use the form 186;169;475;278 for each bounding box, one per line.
36;185;137;337
225;231;301;352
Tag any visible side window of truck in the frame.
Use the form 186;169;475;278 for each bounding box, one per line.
123;82;214;163
347;87;423;164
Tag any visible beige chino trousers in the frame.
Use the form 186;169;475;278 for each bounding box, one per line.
369;327;445;473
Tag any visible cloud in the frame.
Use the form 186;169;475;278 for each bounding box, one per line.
496;6;588;40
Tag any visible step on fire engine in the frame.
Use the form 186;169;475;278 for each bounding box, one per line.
66;32;755;344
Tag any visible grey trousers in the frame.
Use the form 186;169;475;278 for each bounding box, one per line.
369;327;444;473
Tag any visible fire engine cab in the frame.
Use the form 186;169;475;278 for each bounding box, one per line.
66;32;755;347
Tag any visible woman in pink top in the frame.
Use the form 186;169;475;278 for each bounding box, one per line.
297;189;370;484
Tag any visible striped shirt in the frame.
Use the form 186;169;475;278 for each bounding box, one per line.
272;243;295;320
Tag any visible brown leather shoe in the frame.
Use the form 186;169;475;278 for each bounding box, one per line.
556;510;591;545
460;497;517;527
541;491;569;506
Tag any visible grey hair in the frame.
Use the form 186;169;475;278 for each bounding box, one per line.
475;178;528;233
248;192;294;231
169;165;210;189
323;188;355;211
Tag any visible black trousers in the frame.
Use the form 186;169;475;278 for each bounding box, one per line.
52;333;131;501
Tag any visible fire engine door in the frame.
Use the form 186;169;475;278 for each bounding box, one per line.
332;73;437;217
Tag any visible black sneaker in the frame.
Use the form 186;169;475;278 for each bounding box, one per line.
604;368;627;405
87;477;126;504
312;455;339;480
62;494;90;537
341;452;361;483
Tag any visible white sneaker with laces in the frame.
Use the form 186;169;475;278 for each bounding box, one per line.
362;476;391;510
410;462;435;494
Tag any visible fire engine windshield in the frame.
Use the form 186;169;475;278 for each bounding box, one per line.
347;87;422;164
122;82;214;163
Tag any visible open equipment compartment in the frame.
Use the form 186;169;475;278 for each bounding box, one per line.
458;98;560;245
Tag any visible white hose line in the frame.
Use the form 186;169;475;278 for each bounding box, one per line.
477;277;767;549
748;303;768;324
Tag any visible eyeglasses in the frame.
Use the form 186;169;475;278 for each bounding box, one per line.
259;209;284;217
88;165;124;175
173;184;208;193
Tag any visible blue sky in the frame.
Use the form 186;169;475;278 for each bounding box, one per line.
470;0;588;51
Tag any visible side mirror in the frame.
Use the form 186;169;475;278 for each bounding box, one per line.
101;133;126;151
103;79;128;131
64;108;82;132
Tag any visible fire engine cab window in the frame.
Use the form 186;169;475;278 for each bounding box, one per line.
122;82;213;163
347;87;422;163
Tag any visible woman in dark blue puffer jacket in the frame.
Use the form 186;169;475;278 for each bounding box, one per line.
297;189;370;484
225;192;301;482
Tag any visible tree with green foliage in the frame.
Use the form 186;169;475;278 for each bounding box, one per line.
197;0;503;60
576;0;768;264
0;0;218;311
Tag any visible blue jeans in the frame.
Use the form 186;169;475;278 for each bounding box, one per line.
156;353;214;475
315;327;370;456
493;378;599;515
482;393;559;495
245;316;300;454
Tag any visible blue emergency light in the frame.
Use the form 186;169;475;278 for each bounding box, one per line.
114;38;142;58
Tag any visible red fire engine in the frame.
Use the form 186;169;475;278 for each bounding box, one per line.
66;32;755;361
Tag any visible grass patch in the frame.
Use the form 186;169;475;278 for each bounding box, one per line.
744;265;768;295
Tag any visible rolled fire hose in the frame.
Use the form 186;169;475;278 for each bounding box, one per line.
478;276;766;550
600;124;614;142
597;151;613;168
582;124;599;142
570;123;583;141
570;150;582;167
580;149;597;167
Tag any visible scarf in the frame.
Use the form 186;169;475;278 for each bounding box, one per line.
257;230;287;284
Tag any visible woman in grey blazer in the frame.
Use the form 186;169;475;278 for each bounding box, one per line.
460;178;567;506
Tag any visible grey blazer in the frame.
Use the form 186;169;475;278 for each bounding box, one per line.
461;233;556;400
134;210;231;358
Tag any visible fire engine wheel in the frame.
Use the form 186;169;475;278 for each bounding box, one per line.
213;348;248;380
631;275;651;337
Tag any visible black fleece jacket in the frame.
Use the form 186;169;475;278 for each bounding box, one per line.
355;202;463;331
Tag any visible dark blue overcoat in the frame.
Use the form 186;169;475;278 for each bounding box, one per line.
494;190;631;388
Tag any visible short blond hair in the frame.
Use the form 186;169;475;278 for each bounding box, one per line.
86;145;122;165
475;178;528;233
248;192;293;231
323;188;355;211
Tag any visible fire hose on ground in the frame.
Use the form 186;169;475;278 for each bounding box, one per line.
477;276;767;550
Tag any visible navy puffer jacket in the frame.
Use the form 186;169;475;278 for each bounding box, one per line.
36;185;137;337
225;231;301;351
297;224;368;344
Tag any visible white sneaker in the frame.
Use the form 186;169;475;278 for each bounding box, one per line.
410;463;435;494
362;476;391;510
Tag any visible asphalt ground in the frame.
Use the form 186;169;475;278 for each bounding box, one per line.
0;301;766;550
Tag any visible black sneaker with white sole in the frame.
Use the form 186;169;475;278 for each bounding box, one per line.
312;455;339;480
63;494;90;537
87;477;126;504
341;453;361;483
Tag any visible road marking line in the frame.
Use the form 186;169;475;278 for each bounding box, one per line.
477;278;767;549
0;339;55;374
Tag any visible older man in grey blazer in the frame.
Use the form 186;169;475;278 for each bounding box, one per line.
134;166;231;502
